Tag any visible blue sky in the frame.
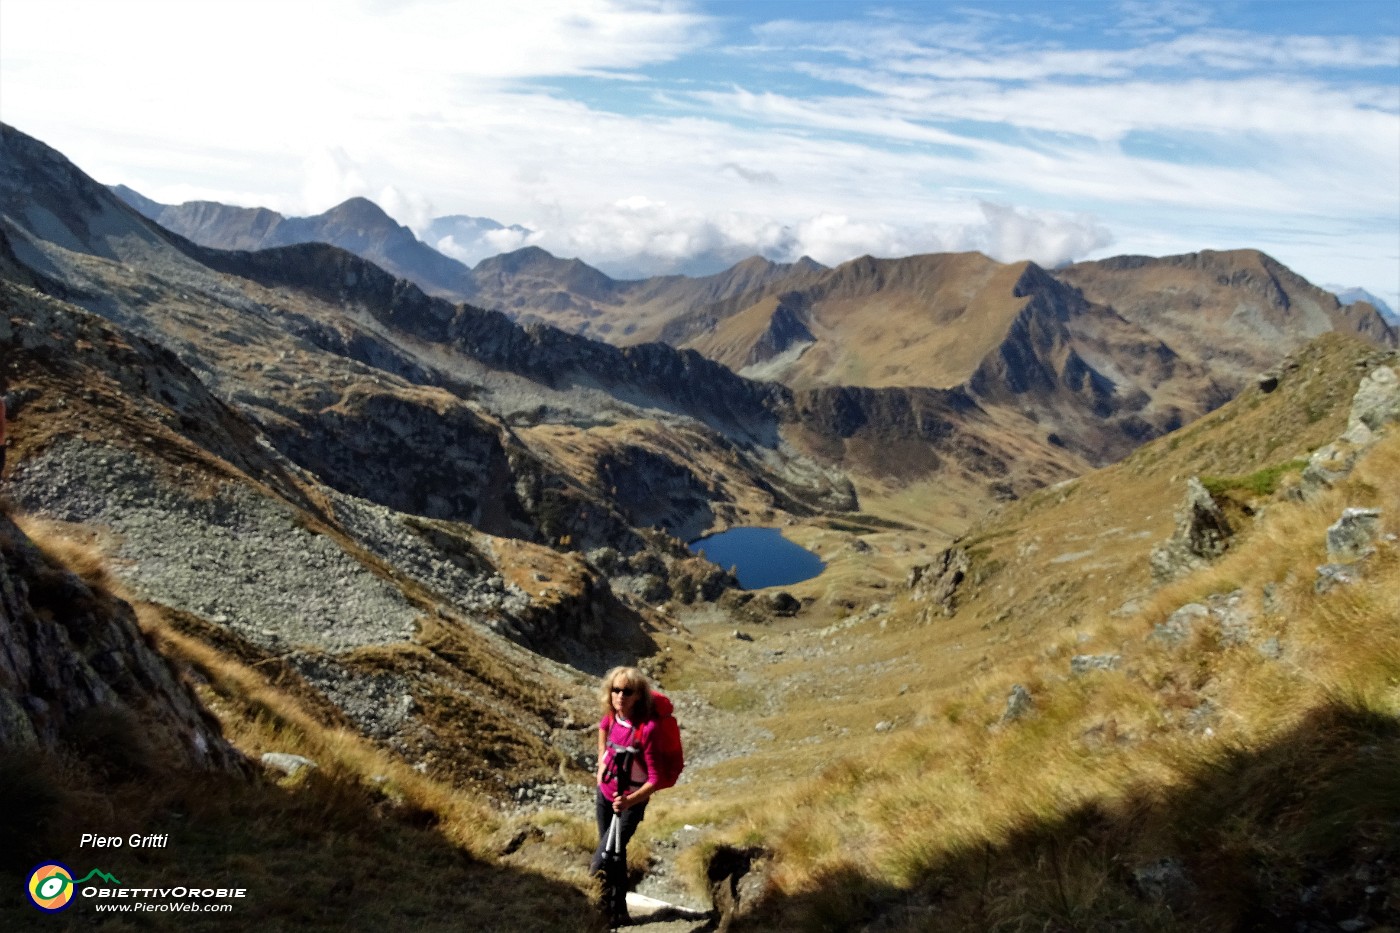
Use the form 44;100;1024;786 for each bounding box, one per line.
2;0;1397;307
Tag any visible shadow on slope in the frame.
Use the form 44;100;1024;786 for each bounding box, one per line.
0;503;602;932
0;745;601;932
743;700;1398;932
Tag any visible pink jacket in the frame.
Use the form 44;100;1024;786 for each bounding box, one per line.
597;693;674;800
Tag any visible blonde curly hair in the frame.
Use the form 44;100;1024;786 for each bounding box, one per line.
597;666;654;722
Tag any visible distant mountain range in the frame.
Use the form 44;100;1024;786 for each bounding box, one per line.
110;186;477;299
86;146;1395;509
1329;285;1398;325
109;185;1396;359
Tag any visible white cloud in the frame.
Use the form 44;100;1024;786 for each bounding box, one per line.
969;202;1115;267
0;0;1394;302
506;198;1110;276
434;228;543;266
1112;0;1215;39
377;185;435;233
482;226;542;254
300;148;371;215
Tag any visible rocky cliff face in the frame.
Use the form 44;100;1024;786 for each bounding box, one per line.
744;294;815;367
193;241;791;446
0;278;643;785
963;261;1219;466
258;383;537;537
788;382;1054;496
0;511;241;772
594;444;719;542
0;123;181;264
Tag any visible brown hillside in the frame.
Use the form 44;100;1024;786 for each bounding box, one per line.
656;333;1399;931
471;249;826;344
1057;249;1397;382
686;252;1029;390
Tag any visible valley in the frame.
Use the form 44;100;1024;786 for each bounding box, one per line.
2;120;1398;931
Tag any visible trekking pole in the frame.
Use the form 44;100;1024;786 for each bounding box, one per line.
605;812;622;859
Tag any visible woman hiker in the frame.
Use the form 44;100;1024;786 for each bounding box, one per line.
591;666;662;925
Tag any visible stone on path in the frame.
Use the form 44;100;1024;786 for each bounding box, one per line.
625;891;711;924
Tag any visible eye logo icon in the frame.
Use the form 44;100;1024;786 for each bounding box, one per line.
27;863;76;912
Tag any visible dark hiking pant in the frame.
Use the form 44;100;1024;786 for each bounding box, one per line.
589;788;648;876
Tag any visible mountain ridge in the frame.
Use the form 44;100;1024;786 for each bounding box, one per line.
17;124;1390;526
105;182;1395;391
111;186;479;300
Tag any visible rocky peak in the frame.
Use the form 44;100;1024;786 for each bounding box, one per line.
323;196;397;227
1010;260;1059;299
108;183;166;219
472;246;619;301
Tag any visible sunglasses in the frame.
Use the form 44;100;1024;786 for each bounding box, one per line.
610;686;636;696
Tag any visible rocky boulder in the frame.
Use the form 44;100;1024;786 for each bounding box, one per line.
1071;654;1122;675
1149;478;1233;582
1327;508;1383;561
908;546;970;617
1347;364;1400;433
1301;363;1399;498
1150;590;1254;648
1002;684;1034;723
767;591;801;616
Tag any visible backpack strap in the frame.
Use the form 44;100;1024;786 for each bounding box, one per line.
602;716;639;791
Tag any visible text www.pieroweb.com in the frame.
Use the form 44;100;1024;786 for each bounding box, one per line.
93;901;235;913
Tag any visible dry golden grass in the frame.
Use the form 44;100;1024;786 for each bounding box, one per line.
658;348;1399;929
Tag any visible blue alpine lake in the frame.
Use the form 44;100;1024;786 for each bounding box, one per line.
688;526;825;590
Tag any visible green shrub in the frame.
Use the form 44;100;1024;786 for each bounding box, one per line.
1200;459;1307;498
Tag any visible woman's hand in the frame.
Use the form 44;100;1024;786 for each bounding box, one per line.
613;783;653;812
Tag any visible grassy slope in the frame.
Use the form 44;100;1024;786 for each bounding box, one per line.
655;335;1399;930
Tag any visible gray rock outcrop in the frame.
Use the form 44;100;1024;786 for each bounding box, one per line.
1315;563;1360;594
0;511;240;771
1150;590;1254;648
1326;508;1382;560
1315;506;1385;594
1071;654;1122;675
260;752;318;776
1149;478;1233;582
1133;858;1192;908
1347;364;1400;433
1002;684;1034;722
1301;363;1399;497
908;546;971;617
